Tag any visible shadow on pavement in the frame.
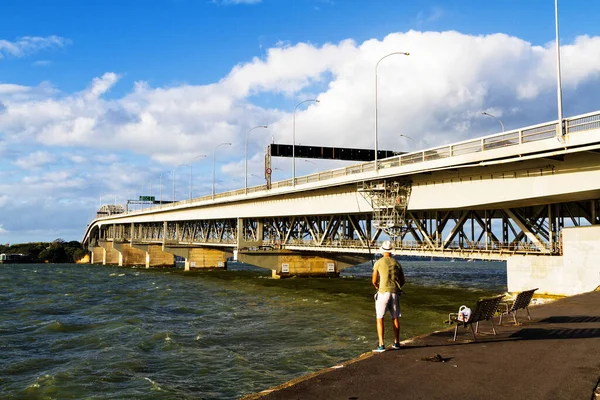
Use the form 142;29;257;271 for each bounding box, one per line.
510;327;600;340
538;315;600;323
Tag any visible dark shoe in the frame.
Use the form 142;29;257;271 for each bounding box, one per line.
392;342;401;350
373;345;386;353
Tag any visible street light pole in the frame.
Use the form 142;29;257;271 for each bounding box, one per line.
189;155;206;201
159;174;163;204
171;163;187;202
212;142;232;200
375;52;409;170
245;125;268;194
555;0;564;135
481;111;505;132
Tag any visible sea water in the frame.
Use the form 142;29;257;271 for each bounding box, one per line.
0;260;506;399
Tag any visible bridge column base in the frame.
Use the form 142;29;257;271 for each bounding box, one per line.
163;246;231;271
507;225;600;296
112;242;145;267
91;246;104;264
237;251;344;278
274;254;339;278
125;243;174;268
98;241;120;265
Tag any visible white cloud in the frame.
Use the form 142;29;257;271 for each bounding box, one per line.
14;151;56;170
2;30;600;243
0;223;8;234
1;30;599;163
415;6;444;27
0;84;31;95
33;60;53;67
0;35;68;59
83;72;120;101
69;155;87;163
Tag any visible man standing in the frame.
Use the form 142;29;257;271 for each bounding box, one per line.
372;240;405;352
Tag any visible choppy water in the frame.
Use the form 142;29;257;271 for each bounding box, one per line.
1;260;506;399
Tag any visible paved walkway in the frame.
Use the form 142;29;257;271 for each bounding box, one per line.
245;290;600;400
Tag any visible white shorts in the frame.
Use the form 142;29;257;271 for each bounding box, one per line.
375;292;401;319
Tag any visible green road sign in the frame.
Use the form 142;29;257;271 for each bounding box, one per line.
139;196;155;202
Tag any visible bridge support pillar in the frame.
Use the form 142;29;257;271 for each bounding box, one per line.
91;246;104;264
98;241;120;265
112;242;145;266
507;225;600;296
236;218;264;248
129;243;174;268
237;251;366;278
163;246;231;270
273;254;339;278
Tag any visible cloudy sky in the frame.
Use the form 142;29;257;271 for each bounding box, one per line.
1;0;600;244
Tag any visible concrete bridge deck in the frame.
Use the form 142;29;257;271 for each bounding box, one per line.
82;110;600;295
247;289;600;400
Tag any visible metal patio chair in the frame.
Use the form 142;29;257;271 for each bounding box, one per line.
449;295;505;341
498;288;538;325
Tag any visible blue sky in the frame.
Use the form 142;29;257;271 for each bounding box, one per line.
1;0;600;244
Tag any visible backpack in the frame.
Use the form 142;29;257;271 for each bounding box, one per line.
457;305;471;322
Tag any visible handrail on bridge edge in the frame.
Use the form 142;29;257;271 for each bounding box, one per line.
108;110;600;217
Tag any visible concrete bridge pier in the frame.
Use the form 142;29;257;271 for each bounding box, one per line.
163;246;231;271
236;251;368;278
97;240;120;265
507;225;600;296
129;243;174;268
112;242;145;266
90;246;104;265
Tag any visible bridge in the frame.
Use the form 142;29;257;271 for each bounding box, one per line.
82;110;600;296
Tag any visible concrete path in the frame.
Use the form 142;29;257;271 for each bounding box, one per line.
245;290;600;400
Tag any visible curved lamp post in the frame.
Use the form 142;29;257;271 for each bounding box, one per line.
375;52;409;170
171;163;187;202
189;154;206;200
212;142;232;200
245;125;268;194
555;0;564;135
481;111;505;132
145;180;153;210
159;174;163;204
399;134;417;143
293;99;319;185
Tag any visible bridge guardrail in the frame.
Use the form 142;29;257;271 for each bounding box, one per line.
269;239;561;256
117;110;600;216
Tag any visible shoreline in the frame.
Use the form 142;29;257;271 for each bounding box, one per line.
241;293;561;400
242;290;600;400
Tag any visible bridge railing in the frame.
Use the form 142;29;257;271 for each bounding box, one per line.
566;112;600;133
277;238;561;255
118;110;600;216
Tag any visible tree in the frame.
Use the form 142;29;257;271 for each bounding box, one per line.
2;240;85;263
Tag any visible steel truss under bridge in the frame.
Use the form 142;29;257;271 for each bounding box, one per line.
97;199;600;258
358;179;412;240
